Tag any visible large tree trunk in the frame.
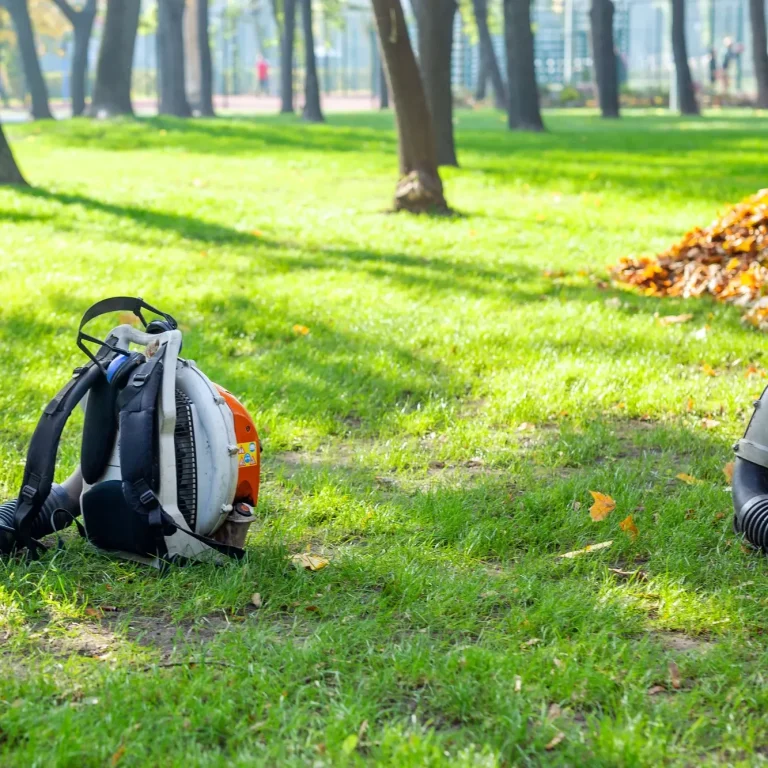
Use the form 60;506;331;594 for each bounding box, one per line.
301;0;323;121
750;0;768;108
414;0;458;167
503;0;543;130
280;0;296;113
51;0;97;116
371;0;447;213
3;0;51;119
670;0;699;115
590;0;620;118
0;120;26;185
472;0;506;109
158;0;191;116
197;0;215;115
89;0;141;117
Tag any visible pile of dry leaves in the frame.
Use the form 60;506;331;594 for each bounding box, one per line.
611;188;768;329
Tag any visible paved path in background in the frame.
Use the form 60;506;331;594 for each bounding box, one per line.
1;94;382;123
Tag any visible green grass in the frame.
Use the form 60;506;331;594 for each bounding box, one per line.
1;108;768;766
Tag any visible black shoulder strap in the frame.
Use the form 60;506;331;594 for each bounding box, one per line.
14;361;105;555
117;349;244;562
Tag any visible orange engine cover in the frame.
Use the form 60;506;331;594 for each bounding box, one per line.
215;385;260;507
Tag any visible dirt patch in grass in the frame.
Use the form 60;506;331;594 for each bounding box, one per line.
653;630;715;653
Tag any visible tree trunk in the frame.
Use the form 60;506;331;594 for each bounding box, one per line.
51;0;97;116
280;0;296;113
70;0;97;116
371;0;447;213
414;0;458;167
3;0;51;119
0;120;26;185
198;0;215;115
475;55;488;101
503;0;543;131
750;0;768;108
301;0;323;121
670;0;699;115
472;0;506;109
379;63;389;108
158;0;191;116
89;0;141;117
590;0;620;118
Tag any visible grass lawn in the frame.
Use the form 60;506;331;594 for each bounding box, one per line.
2;109;768;766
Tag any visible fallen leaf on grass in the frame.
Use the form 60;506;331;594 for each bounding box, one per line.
85;607;102;618
609;567;648;581
289;553;330;571
686;397;695;412
723;462;735;483
292;324;310;336
517;422;536;432
558;541;613;559
619;515;639;540
572;501;582;511
251;593;263;609
701;418;721;429
669;660;682;689
358;720;369;742
110;745;126;767
676;473;703;485
589;491;616;521
700;364;718;377
521;638;541;648
514;675;522;692
547;703;562;719
647;685;667;696
658;313;693;326
545;732;565;751
341;734;359;755
745;365;767;378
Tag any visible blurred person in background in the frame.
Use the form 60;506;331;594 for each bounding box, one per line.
256;55;269;95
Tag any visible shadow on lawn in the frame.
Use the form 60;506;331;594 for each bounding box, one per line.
15;187;285;249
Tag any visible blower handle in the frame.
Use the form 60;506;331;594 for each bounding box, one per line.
77;297;177;372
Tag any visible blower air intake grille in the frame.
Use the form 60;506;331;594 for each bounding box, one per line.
175;388;197;530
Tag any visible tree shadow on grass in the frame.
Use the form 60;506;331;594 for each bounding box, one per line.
15;187;284;249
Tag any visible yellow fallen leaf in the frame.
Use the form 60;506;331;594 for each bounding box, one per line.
723;462;734;483
658;313;693;326
701;418;720;429
700;363;718;377
292;324;310;336
289;553;330;571
619;514;639;540
726;257;741;270
251;593;263;609
676;473;703;485
558;541;613;559
647;684;666;696
589;491;616;521
110;745;126;767
545;732;565;750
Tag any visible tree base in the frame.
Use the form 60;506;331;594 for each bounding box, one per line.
393;170;449;214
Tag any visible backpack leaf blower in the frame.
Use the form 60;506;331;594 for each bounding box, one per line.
732;385;768;551
0;297;260;567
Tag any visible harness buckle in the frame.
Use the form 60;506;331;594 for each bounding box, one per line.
139;489;159;509
133;373;148;387
20;485;38;503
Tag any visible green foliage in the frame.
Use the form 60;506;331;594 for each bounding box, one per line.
1;110;768;764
